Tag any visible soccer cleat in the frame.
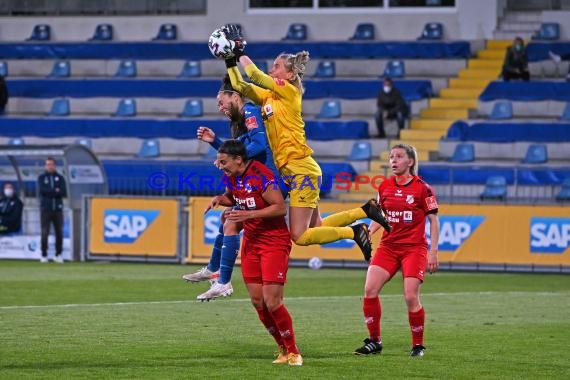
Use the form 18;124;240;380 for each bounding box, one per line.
53;255;64;264
361;199;391;232
287;353;303;366
272;345;288;364
196;281;233;301
40;257;48;263
354;338;383;355
351;223;372;262
410;345;426;357
182;267;218;283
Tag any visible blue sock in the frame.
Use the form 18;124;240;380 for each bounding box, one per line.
206;224;224;272
219;235;240;284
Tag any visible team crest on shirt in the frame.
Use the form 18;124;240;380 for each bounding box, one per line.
406;195;414;204
245;116;258;130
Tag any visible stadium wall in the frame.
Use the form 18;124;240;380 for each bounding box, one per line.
0;0;499;41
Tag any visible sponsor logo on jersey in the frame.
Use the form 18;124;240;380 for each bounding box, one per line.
395;189;403;197
425;196;438;211
103;209;160;243
530;217;570;254
426;215;485;251
403;210;413;223
263;104;273;118
245;116;258;130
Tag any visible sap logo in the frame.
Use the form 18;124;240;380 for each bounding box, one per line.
530;218;570;254
321;214;371;249
204;210;222;245
426;216;485;251
104;209;160;244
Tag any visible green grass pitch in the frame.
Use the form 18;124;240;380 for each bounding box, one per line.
0;261;569;379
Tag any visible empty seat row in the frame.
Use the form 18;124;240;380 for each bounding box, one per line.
25;23;178;41
480;175;570;201
487;100;570;121
450;143;551;164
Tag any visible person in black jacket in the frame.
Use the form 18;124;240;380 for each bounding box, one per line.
37;157;67;263
375;78;409;138
0;182;23;234
501;37;530;82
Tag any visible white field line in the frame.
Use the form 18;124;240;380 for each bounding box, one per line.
0;291;567;311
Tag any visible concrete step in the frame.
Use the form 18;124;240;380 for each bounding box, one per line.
448;78;491;90
458;68;500;79
420;107;469;119
390;139;440;151
486;40;513;50
410;119;454;130
440;88;483;99
399;129;446;141
477;50;507;59
498;21;541;32
493;30;534;40
430;98;478;109
503;11;542;22
468;59;503;69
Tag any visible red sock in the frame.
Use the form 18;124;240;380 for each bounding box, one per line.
363;296;381;342
408;307;425;347
270;304;299;354
255;307;284;347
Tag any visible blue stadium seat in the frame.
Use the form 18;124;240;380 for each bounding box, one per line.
383;60;406;78
46;98;70;116
350;23;375;40
555;177;570;201
532;22;560;41
178;61;201;78
75;138;92;148
480;176;507;201
153;23;177;40
179;99;203;117
489;101;513;120
137;139;160;158
317;100;342;119
115;60;137;78
348;141;372;161
521;144;548;164
0;61;7;77
314;61;336;78
449;143;475;163
418;23;444;40
47;61;70;78
27;24;51;41
256;61;268;73
282;23;307;41
113;98;137;117
561;102;570;121
89;23;113;41
8;138;25;145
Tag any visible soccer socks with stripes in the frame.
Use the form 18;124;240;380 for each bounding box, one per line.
408;307;425;347
270;304;299;355
363;296;381;342
206;224;224;272
295;226;353;246
256;307;284;347
219;235;240;284
321;207;367;227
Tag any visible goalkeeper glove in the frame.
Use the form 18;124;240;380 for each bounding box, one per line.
222;24;247;58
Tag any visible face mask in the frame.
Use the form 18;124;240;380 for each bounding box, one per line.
4;188;14;197
515;44;523;51
383;86;392;93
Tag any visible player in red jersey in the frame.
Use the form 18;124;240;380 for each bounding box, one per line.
205;139;303;366
354;143;440;358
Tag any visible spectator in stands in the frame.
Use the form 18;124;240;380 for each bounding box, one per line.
38;157;67;263
375;78;408;138
501;37;530;82
0;75;8;114
0;182;23;234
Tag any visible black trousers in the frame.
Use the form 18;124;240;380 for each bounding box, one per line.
502;69;530;81
41;210;63;257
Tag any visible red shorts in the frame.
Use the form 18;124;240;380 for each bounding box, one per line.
370;244;427;281
241;237;291;284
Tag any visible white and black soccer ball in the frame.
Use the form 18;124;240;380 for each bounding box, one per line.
208;28;234;60
308;256;323;270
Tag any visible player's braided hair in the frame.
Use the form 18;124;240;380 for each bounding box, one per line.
392;143;419;176
219;75;247;138
278;50;310;94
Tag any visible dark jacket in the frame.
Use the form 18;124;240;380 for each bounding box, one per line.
38;172;67;212
0;195;23;233
502;45;529;74
377;87;407;118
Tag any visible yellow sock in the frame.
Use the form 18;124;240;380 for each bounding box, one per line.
295;226;354;246
321;207;366;227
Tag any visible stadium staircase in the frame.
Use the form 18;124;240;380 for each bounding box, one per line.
338;40;512;202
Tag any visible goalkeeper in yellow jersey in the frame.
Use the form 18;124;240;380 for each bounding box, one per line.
221;25;391;261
